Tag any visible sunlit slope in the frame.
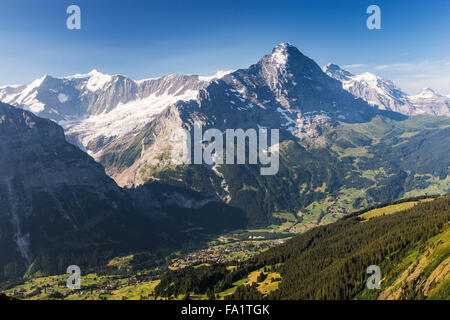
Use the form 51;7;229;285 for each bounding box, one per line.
151;195;450;300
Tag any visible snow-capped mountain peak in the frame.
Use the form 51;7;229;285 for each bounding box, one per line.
324;64;386;90
324;63;449;117
1;45;448;173
323;63;354;82
198;70;234;81
407;87;450;116
0;69;212;121
412;87;439;99
0;44;409;188
61;69;114;92
355;72;378;83
0;68;231;155
85;70;113;92
270;43;293;66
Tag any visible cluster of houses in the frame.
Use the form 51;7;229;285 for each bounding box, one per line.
171;239;285;269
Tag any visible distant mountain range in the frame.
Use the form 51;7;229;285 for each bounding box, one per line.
1;46;448;128
0;43;449;283
323;63;450;116
0;44;379;184
0;69;235;157
1;45;448;167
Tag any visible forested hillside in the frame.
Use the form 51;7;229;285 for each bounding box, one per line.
153;195;450;300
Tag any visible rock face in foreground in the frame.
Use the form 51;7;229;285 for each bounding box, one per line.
0;102;137;280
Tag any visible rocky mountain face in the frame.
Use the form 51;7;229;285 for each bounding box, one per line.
0;44;389;163
323;63;450;116
224;44;376;123
408;87;450;116
1;46;447;171
0;102;136;279
91;44;450;231
0;70;230;155
0;70;213;120
0;102;248;281
95;43;393;187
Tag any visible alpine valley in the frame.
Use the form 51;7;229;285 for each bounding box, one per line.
0;43;449;300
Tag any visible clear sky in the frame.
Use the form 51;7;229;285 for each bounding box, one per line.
0;0;449;95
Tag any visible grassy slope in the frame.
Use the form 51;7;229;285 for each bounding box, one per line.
359;198;435;221
379;226;449;300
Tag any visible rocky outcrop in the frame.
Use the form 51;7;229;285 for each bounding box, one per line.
0;102;135;279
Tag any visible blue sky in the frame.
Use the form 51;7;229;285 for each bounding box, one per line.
0;0;449;94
